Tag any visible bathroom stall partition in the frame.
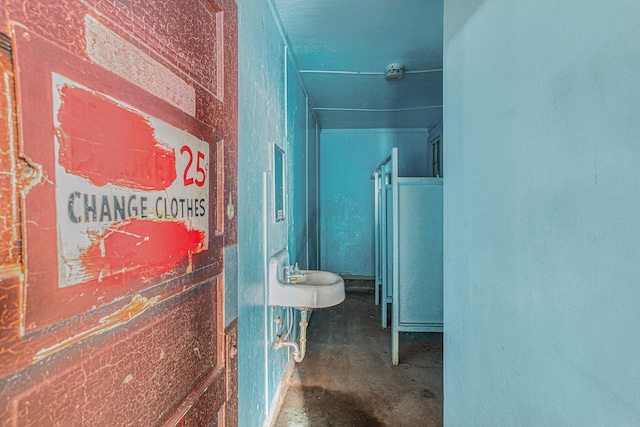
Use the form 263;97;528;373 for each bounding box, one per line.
373;148;443;365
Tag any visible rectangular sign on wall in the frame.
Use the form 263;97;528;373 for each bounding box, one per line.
53;74;209;288
14;27;217;334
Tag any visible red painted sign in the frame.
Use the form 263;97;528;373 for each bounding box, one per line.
53;75;209;289
56;85;178;190
15;28;217;333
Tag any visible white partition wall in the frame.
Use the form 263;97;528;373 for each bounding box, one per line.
373;148;443;364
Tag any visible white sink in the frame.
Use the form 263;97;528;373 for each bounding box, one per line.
268;249;345;309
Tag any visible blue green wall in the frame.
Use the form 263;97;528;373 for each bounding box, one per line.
306;110;320;270
319;129;429;275
287;56;319;270
444;0;640;424
237;1;317;425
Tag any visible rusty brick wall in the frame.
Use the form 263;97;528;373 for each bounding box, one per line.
0;0;237;425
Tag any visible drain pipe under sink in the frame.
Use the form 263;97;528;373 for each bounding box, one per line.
275;309;309;363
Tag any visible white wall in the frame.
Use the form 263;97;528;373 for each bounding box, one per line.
444;0;640;424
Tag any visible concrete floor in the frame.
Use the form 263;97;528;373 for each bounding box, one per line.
273;284;443;427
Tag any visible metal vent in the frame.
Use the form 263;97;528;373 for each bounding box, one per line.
0;33;11;54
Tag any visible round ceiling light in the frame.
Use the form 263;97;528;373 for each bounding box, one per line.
384;63;405;81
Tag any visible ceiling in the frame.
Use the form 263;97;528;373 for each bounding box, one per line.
271;0;444;130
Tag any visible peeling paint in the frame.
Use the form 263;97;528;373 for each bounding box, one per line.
50;74;210;290
0;0;238;424
71;219;206;287
84;14;197;116
34;294;160;361
0;49;20;265
0;263;22;279
16;153;43;193
163;365;225;427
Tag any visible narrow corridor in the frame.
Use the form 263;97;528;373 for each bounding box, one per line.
274;283;443;427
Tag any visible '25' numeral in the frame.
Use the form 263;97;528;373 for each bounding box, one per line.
180;146;206;187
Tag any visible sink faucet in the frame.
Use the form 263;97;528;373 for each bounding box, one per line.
283;262;304;283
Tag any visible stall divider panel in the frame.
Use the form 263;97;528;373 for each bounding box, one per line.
373;148;443;364
374;170;380;305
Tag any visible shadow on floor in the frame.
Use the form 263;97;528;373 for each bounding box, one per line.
277;385;385;427
274;283;443;427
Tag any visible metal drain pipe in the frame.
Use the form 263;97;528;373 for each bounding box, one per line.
275;309;309;363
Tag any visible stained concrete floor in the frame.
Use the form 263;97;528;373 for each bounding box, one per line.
273;283;443;427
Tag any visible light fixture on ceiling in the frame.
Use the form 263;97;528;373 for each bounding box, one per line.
384;63;405;81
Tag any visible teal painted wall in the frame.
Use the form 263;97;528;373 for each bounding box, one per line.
224;244;238;327
444;0;640;424
307;113;320;270
287;57;319;270
320;129;429;275
237;1;316;425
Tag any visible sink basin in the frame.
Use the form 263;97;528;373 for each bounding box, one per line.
268;249;345;309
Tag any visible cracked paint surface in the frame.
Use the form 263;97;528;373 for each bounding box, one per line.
75;220;206;287
0;44;19;266
3;284;221;426
0;0;238;425
51;76;209;291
